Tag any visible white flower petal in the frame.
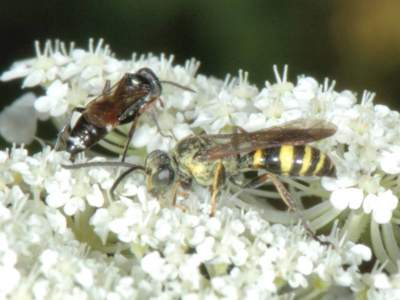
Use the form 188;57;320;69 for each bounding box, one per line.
372;273;391;289
22;69;44;87
330;188;362;210
132;124;157;148
0;62;30;81
380;149;400;174
296;256;313;275
378;190;398;210
293;77;318;101
372;208;392;224
350;244;372;261
46;193;68;208
86;184;105;207
34;96;51;113
64;197;85;216
363;193;377;214
50;101;68;117
47;80;68;97
0;93;38;144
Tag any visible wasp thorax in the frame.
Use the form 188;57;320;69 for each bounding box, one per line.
145;150;175;195
136;68;162;98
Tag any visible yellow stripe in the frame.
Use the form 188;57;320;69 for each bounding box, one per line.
299;146;312;176
252;149;264;168
279;145;294;175
312;152;326;176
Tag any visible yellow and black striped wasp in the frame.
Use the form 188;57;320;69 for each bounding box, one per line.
56;68;194;161
64;118;336;230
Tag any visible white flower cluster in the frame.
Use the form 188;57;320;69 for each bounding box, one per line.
1;145;398;299
2;40;400;222
1;39;400;298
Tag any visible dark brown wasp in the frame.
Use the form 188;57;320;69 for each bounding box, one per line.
56;68;194;161
64;119;337;237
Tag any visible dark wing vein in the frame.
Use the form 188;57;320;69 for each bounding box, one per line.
196;119;337;160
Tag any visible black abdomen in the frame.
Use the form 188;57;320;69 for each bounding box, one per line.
66;117;107;155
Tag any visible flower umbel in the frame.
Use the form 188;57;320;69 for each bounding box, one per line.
1;39;400;298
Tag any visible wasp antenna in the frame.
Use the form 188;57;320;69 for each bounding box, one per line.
62;161;144;169
160;80;196;93
148;111;178;142
110;165;145;197
161;129;178;142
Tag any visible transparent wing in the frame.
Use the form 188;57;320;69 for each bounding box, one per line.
85;74;151;127
196;119;337;160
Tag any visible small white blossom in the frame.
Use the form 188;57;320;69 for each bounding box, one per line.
363;190;398;224
379;146;400;174
34;80;69;117
0;93;39;144
1;40;68;87
141;251;170;281
330;187;364;210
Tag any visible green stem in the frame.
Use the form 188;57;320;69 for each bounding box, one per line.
370;221;397;273
342;211;369;242
381;223;400;264
309;208;342;230
283;178;329;198
303;201;332;220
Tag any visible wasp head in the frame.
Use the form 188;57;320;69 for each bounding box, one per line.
135;67;162;98
145;150;175;195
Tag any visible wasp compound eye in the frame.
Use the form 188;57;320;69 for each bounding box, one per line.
127;75;141;88
145;150;175;195
152;166;175;187
136;68;162;97
147;165;175;196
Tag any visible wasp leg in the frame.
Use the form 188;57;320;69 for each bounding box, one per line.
243;172;324;242
209;161;226;217
148;109;177;141
252;173;296;211
171;180;180;207
102;80;112;95
120;97;160;162
170;181;189;212
234;172;295;209
121;119;139;162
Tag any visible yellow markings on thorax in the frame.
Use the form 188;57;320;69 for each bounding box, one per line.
252;149;264;168
188;162;207;177
313;152;326;175
299;146;312;176
279;145;294;175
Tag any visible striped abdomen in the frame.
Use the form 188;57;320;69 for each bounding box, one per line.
243;145;336;177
